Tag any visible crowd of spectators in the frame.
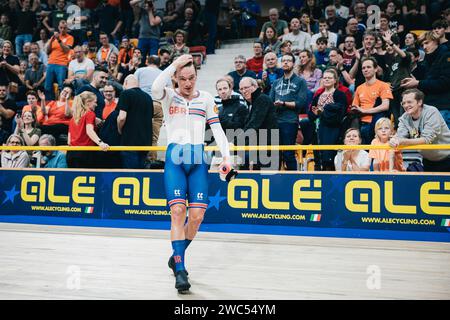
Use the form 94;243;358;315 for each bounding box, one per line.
0;0;449;172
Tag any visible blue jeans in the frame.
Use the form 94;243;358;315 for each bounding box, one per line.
138;38;159;61
440;110;450;129
120;151;147;169
279;122;299;170
15;34;32;56
206;13;217;54
45;64;68;101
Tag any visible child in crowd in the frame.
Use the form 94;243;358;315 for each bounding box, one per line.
313;37;330;71
369;117;403;172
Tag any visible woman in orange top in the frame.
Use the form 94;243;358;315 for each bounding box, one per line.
38;86;73;144
21;91;44;124
369;117;404;172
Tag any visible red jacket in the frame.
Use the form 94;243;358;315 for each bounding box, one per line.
246;56;264;74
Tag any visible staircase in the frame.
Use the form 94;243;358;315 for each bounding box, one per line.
156;39;255;160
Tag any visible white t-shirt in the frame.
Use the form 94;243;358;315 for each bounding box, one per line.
334;150;371;171
68;58;95;78
282;31;312;52
311;31;339;49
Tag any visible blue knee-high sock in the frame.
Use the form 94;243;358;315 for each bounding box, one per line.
172;240;186;272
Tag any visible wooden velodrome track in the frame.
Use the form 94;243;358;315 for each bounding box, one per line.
0;222;449;299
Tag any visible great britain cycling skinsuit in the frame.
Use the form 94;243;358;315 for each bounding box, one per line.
152;64;231;210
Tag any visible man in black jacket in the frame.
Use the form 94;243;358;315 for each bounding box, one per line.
239;77;278;170
401;31;450;128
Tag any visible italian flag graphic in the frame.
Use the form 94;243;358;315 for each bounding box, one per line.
310;214;321;222
85;207;94;214
441;219;450;227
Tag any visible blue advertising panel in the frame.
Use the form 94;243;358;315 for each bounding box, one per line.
1;169;449;241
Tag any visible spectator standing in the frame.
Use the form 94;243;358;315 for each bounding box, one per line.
102;84;117;120
0;14;13;42
239;0;261;39
390;89;450;172
204;0;219;55
30;42;48;66
77;70;108;119
432;19;449;49
42;0;68;34
117;75;153;169
37;29;50;53
15;0;36;56
93;0;122;44
67;91;109;168
44;20;74;101
228;55;256;92
270;53;308;171
239;77;278;170
1;134;29;168
312;18;338;50
134;55;166;161
351;57;393;144
67;0;91;45
325;5;346;36
131;0;162;59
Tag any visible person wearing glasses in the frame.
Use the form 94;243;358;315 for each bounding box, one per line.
227;55;256;92
1;134;30;168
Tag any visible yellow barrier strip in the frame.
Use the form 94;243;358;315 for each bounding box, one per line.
1;144;450;151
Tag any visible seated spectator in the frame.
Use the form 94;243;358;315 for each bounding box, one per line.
0;41;20;95
1;134;30;168
158;48;172;71
257;52;284;94
66;45;95;91
102;84;117;120
259;8;289;41
118;49;142;83
325;5;346;36
13;108;41;148
351;57;392;144
340;18;363;50
181;7;206;66
270;52;308;171
432;19;449;49
390;88;450;171
282;18;312;55
334;128;370;171
384;1;405;35
0;116;8;145
30;42;48;66
0;14;13;42
167;30;190;61
296;49;323;93
215;77;248;133
400;31;450;128
117;36;135;67
332;0;349;19
277;40;298;64
403;32;425;61
22;91;44;123
67;91;109;168
96;32;119;68
214;75;246;112
314;37;331;71
246;41;264;74
16;60;29;102
44;20;74;101
38;86;73;144
369;117;403;172
261;26;282;55
161;0;180;34
19;42;31;61
307;68;347;171
35;134;68;168
352;1;368;32
402;0;430;31
0;84;18;135
280;0;302;22
106;52;121;87
228;55;257;92
37;28;50;53
312;18;338;50
299;11;315;35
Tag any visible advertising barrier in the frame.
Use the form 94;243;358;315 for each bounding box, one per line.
1;169;449;242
